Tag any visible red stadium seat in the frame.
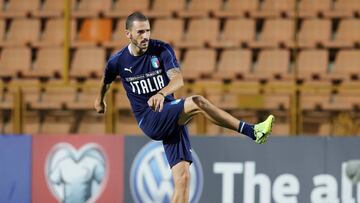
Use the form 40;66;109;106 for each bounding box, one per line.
72;0;111;17
0;47;31;78
253;0;296;18
0;0;39;18
151;18;184;45
297;50;329;81
298;19;331;48
3;18;40;47
103;19;129;48
253;49;292;80
25;47;64;79
147;0;185;17
105;0;149;18
210;18;255;48
214;49;252;80
326;19;360;48
214;0;259;17
331;50;360;81
70;47;106;79
249;19;294;48
33;18;76;47
298;0;332;18
178;0;222;17
176;18;219;48
181;49;216;80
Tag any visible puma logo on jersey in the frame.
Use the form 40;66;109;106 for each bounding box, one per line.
124;67;133;73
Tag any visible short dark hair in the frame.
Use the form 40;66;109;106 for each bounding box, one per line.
126;12;148;30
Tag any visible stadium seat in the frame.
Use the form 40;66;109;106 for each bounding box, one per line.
298;19;331;48
77;111;105;134
249;19;294;48
67;88;98;109
253;49;292;80
77;18;112;44
325;0;360;17
178;0;222;17
0;0;39;18
331;50;360;81
25;87;75;110
151;18;184;45
298;0;332;18
297;50;329;81
214;49;252;80
105;0;149;18
210;18;255;48
181;49;216;80
33;0;67;17
301;92;332;110
116;110;143;135
103;19;129;48
33;18;76;47
147;0;185;17
326;19;360;48
3;18;40;47
253;0;296;18
176;18;219;48
25;47;64;79
70;47;106;79
72;0;111;17
41;112;73;134
214;0;258;17
0;47;31;78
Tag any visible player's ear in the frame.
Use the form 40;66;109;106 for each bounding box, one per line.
125;30;131;40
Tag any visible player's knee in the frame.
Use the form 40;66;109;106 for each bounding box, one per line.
192;95;210;110
174;170;190;188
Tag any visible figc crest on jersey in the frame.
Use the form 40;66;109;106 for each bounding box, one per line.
151;56;160;69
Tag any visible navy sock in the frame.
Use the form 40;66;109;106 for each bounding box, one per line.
238;121;255;140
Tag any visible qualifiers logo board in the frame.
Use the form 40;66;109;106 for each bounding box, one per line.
130;141;203;203
32;135;124;203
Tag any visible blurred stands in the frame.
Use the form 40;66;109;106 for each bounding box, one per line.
0;0;359;136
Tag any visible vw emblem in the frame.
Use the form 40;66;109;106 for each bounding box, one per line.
130;141;203;203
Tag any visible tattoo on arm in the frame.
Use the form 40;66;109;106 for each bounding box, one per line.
166;68;181;80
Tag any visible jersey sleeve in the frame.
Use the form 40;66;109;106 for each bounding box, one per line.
160;43;180;72
103;58;119;84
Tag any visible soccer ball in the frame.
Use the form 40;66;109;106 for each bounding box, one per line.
346;160;360;184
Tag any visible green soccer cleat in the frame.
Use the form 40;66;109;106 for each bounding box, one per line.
254;115;275;144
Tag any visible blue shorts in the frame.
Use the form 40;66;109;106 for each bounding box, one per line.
138;98;193;168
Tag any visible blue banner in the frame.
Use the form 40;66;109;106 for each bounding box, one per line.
0;135;32;203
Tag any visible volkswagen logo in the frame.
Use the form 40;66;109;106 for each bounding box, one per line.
130;141;203;203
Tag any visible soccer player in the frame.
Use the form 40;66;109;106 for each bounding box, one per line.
95;12;274;203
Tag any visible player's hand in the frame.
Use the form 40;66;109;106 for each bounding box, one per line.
147;93;165;112
94;98;106;114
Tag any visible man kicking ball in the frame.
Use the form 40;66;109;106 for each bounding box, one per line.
95;12;274;203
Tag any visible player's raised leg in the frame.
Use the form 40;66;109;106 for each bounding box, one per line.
178;95;274;144
171;161;190;203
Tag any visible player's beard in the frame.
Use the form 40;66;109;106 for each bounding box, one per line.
132;38;149;54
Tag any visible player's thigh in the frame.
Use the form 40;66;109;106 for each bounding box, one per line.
178;96;202;125
171;161;191;185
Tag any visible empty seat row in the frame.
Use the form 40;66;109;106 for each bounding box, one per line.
3;17;359;49
0;47;359;81
0;47;104;79
1;0;358;18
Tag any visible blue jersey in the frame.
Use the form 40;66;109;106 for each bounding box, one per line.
103;39;180;121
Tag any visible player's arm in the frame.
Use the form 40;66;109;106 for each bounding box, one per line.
159;67;184;96
95;59;118;114
94;77;111;114
147;68;184;112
